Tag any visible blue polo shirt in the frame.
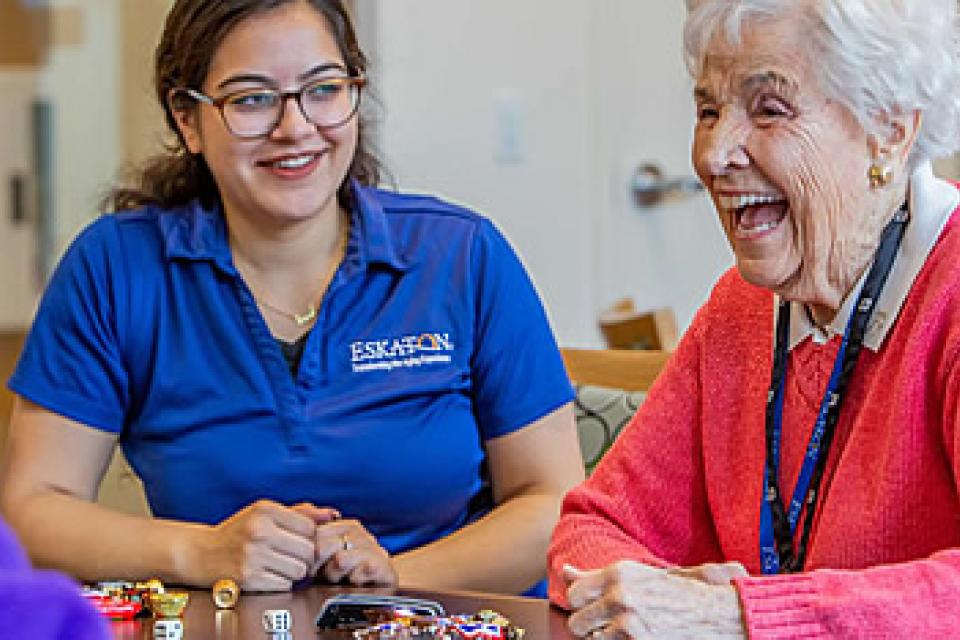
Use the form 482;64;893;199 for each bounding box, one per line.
9;184;573;558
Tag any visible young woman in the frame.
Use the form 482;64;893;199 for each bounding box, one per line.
1;0;583;596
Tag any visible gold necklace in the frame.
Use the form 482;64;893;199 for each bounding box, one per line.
256;298;318;327
249;215;349;327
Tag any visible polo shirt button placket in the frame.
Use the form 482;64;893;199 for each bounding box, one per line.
233;275;310;454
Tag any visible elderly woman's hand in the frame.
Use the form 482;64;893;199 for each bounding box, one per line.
312;519;398;587
667;560;748;585
563;562;746;639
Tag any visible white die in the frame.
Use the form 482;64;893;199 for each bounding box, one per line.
153;619;183;639
262;609;292;632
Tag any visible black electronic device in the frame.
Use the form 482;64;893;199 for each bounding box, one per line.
315;594;446;630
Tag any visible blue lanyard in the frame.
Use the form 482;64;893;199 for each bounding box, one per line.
759;205;908;575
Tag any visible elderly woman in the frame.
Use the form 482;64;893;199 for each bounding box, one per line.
549;0;960;637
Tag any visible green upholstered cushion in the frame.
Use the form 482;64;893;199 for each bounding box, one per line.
574;384;645;472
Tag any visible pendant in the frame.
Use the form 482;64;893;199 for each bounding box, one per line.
294;304;316;326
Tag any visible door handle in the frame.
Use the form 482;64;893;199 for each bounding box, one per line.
630;162;704;208
9;173;27;225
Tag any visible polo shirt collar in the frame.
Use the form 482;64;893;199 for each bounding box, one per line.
160;181;412;274
160;200;236;274
350;181;412;272
780;160;959;352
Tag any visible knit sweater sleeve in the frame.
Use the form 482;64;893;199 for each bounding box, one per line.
735;550;960;638
548;301;724;607
734;350;960;639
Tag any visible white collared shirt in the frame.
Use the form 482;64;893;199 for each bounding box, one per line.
777;160;960;352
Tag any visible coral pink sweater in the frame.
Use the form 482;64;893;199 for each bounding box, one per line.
549;208;960;638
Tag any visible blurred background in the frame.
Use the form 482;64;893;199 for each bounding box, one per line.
1;0;958;347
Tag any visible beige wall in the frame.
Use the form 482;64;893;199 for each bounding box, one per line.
119;0;172;167
935;156;960;181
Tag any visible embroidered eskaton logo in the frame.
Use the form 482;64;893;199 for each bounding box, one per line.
349;333;455;373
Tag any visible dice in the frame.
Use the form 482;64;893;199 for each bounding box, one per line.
262;609;292;633
153;618;183;639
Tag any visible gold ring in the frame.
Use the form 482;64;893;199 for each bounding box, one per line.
341;534;353;551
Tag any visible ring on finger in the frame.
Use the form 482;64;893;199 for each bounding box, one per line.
341;534;353;552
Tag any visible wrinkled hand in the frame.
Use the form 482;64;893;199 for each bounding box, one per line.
311;519;397;587
197;500;338;592
667;561;748;585
564;562;747;639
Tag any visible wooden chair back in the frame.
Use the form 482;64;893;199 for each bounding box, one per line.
0;331;26;453
599;300;678;352
561;347;670;392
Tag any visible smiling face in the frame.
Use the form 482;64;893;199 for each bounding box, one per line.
173;0;358;228
691;15;907;312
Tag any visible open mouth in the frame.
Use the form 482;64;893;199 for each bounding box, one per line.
718;193;789;238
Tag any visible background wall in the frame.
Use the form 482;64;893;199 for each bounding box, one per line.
587;2;732;340
369;2;599;345
47;0;120;255
369;2;732;346
119;0;171;168
0;0;121;328
0;70;40;331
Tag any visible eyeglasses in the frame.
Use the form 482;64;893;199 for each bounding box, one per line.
181;74;366;139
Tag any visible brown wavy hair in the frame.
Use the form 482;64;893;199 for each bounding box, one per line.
104;0;380;213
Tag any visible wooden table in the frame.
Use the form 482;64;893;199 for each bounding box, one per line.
108;585;575;639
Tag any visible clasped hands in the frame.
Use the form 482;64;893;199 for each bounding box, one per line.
563;560;748;639
201;499;396;592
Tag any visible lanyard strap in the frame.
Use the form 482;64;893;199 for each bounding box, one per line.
759;204;908;575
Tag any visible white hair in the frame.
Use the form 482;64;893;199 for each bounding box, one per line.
683;0;960;164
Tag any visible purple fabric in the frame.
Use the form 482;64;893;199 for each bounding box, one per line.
0;518;28;572
0;517;109;639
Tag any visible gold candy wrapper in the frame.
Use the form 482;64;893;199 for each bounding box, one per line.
212;578;240;609
148;591;190;618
